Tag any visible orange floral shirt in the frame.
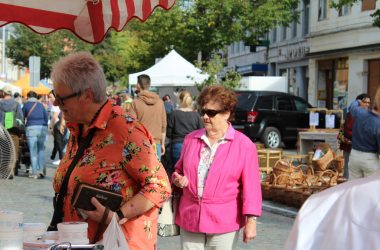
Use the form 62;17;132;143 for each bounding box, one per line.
53;100;171;250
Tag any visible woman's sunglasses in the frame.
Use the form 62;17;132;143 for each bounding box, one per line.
200;108;225;117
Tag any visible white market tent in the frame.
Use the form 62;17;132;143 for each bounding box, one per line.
0;80;22;95
129;50;208;87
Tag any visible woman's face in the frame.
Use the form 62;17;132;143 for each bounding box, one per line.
201;101;230;133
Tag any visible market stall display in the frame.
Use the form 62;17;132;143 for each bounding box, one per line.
261;143;345;207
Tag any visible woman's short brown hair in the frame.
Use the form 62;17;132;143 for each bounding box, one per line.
197;85;237;118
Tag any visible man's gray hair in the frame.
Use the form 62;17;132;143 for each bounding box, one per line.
51;52;107;103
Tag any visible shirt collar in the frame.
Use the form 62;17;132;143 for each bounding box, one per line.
194;123;235;140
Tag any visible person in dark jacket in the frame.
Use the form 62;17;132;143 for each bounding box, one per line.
167;91;203;172
338;93;370;179
348;89;380;180
22;91;48;179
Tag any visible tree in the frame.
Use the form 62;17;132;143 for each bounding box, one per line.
195;54;241;91
331;0;380;27
92;28;151;86
6;25;92;78
132;0;299;62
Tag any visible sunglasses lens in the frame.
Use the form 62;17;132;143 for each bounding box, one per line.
201;109;218;117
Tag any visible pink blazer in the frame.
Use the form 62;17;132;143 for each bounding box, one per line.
173;125;262;234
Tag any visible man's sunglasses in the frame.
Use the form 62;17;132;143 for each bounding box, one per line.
50;90;81;106
200;108;225;118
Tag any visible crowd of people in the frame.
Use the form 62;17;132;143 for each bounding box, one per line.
1;50;380;249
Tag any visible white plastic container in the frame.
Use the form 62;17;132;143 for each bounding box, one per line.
0;210;23;230
23;239;55;250
23;223;46;242
0;228;23;250
57;222;89;244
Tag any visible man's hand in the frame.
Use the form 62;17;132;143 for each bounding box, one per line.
161;144;166;156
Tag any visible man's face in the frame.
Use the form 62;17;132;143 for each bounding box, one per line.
52;84;84;123
360;97;371;109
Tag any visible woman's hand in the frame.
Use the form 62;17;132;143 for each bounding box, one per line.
82;197;114;225
243;218;257;244
173;172;189;188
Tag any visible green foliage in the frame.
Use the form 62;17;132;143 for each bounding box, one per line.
195;54;241;92
92;28;151;86
6;0;300;85
131;0;299;62
6;25;91;78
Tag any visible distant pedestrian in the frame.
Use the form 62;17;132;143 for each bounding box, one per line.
0;86;24;131
163;94;174;115
0;86;24;167
337;93;370;179
22;91;48;179
48;90;61;165
348;87;380;180
130;74;167;160
167;91;203;172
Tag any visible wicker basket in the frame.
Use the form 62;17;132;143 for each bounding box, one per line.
312;148;334;171
315;169;339;187
333;156;345;176
273;160;303;185
261;181;273;200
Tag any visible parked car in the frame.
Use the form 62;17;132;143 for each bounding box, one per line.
232;91;341;148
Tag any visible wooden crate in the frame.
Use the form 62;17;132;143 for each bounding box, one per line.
258;149;282;174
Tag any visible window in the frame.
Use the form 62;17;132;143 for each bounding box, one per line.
303;0;310;35
276;97;294;111
294;97;310;112
282;27;287;41
258;96;273;110
318;0;328;20
272;28;277;43
292;21;297;38
362;0;376;11
338;4;351;16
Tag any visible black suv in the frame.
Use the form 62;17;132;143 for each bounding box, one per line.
232;91;312;148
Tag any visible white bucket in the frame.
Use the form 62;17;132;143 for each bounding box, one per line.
0;211;23;231
23;223;46;242
57;222;89;245
0;228;23;250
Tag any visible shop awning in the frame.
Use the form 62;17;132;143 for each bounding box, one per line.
0;0;176;44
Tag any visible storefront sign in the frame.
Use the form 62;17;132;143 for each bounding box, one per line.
286;46;310;60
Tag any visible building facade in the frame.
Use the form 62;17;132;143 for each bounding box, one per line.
308;0;380;109
225;0;380;109
226;0;311;100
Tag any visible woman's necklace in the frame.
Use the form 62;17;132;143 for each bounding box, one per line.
78;101;108;145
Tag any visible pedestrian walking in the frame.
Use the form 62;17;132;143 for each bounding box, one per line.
48;52;171;249
348;87;380;180
172;85;262;250
130;74;167;160
337;93;370;179
22;91;48;178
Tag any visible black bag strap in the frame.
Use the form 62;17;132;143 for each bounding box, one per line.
48;128;96;231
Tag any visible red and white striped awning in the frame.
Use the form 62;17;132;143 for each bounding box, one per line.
0;0;175;44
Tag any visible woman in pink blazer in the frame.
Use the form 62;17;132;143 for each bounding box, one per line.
172;85;262;250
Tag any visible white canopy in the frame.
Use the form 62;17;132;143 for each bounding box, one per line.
129;50;208;87
0;80;22;95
